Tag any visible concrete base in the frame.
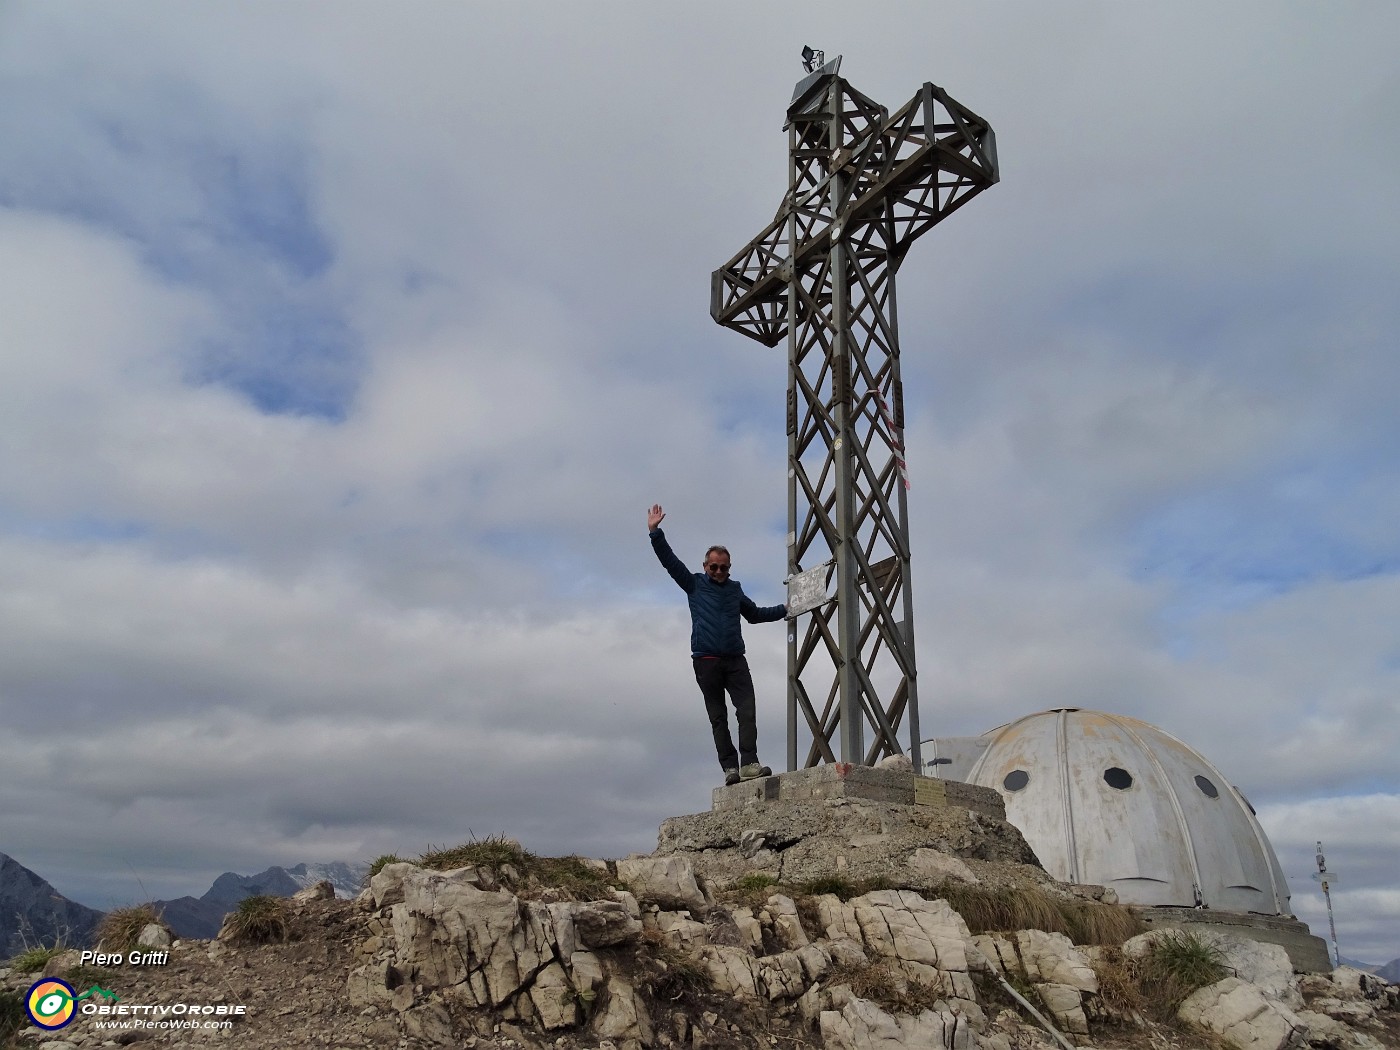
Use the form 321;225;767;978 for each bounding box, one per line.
1137;905;1333;974
710;764;1006;821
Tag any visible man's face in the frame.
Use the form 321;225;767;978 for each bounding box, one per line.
704;554;731;582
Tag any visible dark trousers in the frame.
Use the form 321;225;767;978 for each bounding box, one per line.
693;654;759;771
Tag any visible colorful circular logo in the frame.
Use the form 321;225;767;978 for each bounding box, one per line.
26;978;77;1030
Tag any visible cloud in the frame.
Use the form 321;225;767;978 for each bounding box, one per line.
0;2;1395;966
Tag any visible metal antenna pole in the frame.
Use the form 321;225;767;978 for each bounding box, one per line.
711;53;998;768
1314;841;1342;968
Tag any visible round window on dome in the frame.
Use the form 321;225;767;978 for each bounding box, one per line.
1003;769;1029;792
1103;767;1133;790
1194;774;1219;798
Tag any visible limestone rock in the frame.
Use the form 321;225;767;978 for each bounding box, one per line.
827;936;871;969
756;949;808;1000
852;889;971;973
696;944;759;998
653;909;708;949
908;848;979;884
400;1000;455;1044
1311;996;1377;1025
820;994;974;1050
815;894;864;942
615;855;706;911
387;865;554;1004
1014;929;1098;993
795;940;833;983
136;922;172;949
971;933;1018;975
726;904;764;951
528;960;579;1030
549;898;642;949
292;879;336;903
1295;1008;1388;1050
1331;965;1391;1003
765;893;809;949
568;948;605;995
593;976;654;1050
1033;981;1090;1035
346;958;398;1007
1178;976;1308;1050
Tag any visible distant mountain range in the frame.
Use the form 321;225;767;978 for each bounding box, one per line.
0;852;368;949
0;851;103;957
1341;955;1400;983
151;861;368;938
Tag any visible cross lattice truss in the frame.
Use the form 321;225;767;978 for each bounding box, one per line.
711;59;998;769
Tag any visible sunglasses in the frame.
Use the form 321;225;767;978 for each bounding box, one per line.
705;563;731;572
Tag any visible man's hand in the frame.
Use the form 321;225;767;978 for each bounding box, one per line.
647;504;666;531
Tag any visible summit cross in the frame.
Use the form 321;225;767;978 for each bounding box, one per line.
711;54;999;769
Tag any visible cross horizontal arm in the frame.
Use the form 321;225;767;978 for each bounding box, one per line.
710;81;998;345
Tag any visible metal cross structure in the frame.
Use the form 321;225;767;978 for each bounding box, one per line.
711;54;998;770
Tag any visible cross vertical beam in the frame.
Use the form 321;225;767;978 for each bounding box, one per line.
712;56;998;768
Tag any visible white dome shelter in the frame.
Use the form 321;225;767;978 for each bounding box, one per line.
925;708;1290;915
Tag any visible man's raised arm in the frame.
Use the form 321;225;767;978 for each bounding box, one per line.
647;503;694;592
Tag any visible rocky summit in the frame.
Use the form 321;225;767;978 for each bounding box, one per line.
2;775;1397;1050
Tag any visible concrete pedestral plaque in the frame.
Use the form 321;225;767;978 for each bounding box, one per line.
786;561;834;617
913;777;947;808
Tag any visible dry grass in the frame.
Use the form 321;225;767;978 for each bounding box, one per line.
223;895;291;944
715;873;781;911
788;875;892;901
1092;946;1148;1021
937;883;1144;945
417;835;620;901
826;960;944;1014
635;928;714;1005
1061;900;1146;944
0;988;24;1047
95;903;163;950
419;834;534;872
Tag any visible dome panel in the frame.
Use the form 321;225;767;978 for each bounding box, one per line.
952;709;1289;914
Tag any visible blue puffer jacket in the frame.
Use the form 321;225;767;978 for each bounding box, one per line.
650;528;787;656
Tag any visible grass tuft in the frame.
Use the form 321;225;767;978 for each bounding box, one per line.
736;872;777;892
1137;931;1228;1015
9;945;64;974
96;904;163;951
826;960;943;1014
419;834;534;872
1091;946;1147;1021
720;873;782;910
939;884;1064;935
937;883;1144;945
636;928;714;1006
789;874;891;901
417;835;620;901
0;988;24;1043
223;895;292;944
1061;901;1147;945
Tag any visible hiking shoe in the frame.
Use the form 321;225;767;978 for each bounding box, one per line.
723;768;741;786
740;763;772;780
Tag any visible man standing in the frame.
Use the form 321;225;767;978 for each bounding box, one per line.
647;503;787;786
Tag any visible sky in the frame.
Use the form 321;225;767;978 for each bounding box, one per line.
0;1;1396;965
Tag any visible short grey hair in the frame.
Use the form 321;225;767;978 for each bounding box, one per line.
703;545;730;563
